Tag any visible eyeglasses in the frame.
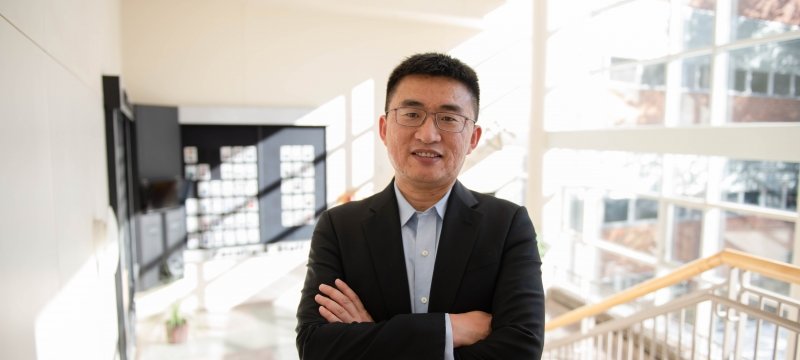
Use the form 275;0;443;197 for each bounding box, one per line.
388;107;474;133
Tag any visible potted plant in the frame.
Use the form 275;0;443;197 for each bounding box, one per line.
165;303;188;344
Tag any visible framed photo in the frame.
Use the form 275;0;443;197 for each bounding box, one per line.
220;146;232;163
232;146;244;163
187;233;200;249
183;146;198;164
209;180;222;197
248;229;260;244
244;164;258;179
185;198;198;215
220;163;233;180
236;229;248;245
196;163;211;181
185;216;198;233
302;145;314;162
245;197;259;212
197;181;210;198
280;145;292;162
243;146;257;163
184;165;197;180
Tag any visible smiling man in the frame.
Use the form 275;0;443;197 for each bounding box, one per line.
295;53;544;359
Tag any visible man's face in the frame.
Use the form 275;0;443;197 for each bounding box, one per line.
379;75;482;191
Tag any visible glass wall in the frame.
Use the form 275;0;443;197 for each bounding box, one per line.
545;150;798;298
546;0;800;130
544;0;799;303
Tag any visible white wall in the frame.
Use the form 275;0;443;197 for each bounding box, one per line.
121;0;490;198
120;0;487;107
0;0;123;358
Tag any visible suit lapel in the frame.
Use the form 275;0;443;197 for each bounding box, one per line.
429;181;482;312
363;182;412;316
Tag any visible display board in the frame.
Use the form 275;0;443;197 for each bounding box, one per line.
181;125;326;248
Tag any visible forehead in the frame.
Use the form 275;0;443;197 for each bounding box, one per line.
389;75;474;113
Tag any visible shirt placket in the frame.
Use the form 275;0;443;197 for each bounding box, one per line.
414;209;437;313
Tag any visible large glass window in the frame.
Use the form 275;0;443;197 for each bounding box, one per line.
728;39;800;123
542;0;800;310
605;62;668;126
601;195;659;256
733;0;800;41
720;211;795;294
670;154;708;198
567;192;585;232
721;160;799;211
681;0;716;50
596;248;656;297
590;0;671;63
679;55;712;125
670;206;704;263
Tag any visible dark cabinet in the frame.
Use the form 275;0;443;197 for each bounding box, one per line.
135;206;186;291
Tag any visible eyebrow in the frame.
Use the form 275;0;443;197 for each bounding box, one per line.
398;99;464;113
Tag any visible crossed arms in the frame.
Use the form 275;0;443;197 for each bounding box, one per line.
295;205;545;359
315;279;493;348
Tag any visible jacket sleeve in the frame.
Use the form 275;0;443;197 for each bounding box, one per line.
295;210;447;360
455;206;545;359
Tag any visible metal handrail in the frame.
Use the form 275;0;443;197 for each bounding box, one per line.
546;291;800;350
546;248;800;332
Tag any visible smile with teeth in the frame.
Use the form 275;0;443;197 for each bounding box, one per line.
414;151;441;158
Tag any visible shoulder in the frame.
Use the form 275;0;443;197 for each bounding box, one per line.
470;190;521;210
324;188;392;219
326;196;372;217
452;181;524;214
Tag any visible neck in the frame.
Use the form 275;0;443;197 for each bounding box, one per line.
395;179;454;211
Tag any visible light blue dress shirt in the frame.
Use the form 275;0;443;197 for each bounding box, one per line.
394;184;455;360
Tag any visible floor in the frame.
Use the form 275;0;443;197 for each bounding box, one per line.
134;242;309;360
133;242;567;360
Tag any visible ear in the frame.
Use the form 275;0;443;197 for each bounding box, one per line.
466;124;482;154
379;114;388;145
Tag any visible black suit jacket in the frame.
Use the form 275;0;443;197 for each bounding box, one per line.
296;180;544;359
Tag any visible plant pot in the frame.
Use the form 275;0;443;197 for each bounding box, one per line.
166;322;189;344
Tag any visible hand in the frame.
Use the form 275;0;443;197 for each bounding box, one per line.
315;278;374;323
450;311;492;347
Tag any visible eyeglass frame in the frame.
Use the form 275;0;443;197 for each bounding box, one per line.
386;107;476;133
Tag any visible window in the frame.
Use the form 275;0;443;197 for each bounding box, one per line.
670;206;703;264
734;0;800;41
604;198;629;223
601;195;659;256
720;211;795;294
728;39;800;123
567;193;585;232
774;73;792;96
681;1;715;50
542;0;799;305
721;160;799;211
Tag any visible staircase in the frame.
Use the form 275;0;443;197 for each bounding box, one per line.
544;249;800;359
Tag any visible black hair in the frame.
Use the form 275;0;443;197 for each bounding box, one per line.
385;52;480;121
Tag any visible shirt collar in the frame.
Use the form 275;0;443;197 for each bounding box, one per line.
394;182;451;227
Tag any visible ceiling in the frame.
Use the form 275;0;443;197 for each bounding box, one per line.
121;0;508;107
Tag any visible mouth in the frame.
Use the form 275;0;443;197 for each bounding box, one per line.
412;150;442;159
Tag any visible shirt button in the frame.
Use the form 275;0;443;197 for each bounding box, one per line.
420;296;428;304
421;249;429;257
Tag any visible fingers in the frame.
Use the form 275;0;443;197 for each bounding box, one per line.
315;279;374;323
333;279;373;322
318;305;342;323
315;292;351;323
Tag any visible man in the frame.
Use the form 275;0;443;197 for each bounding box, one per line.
296;52;544;359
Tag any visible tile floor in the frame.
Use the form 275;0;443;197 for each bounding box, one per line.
135;243;309;360
133;242;566;359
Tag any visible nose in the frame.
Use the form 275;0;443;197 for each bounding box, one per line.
415;113;441;144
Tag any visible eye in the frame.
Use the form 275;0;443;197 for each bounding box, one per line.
399;109;423;119
438;114;462;123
